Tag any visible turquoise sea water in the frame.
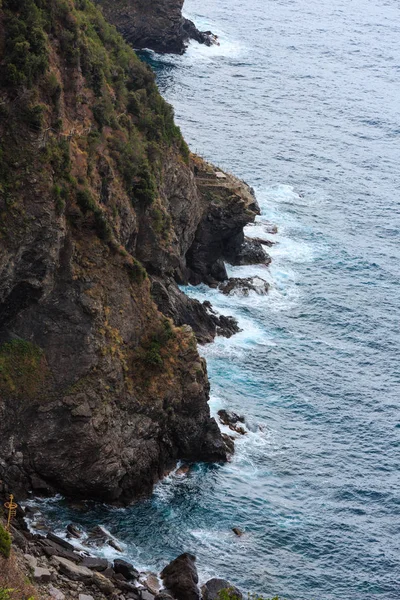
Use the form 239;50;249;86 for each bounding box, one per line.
31;0;400;598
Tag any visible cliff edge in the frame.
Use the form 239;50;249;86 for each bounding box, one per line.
95;0;217;54
0;0;260;503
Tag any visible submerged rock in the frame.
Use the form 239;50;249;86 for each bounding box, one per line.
219;277;269;297
232;528;244;537
161;553;200;600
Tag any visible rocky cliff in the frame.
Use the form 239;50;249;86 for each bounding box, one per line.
94;0;216;54
0;0;262;504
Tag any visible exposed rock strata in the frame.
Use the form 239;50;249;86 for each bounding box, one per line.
95;0;216;54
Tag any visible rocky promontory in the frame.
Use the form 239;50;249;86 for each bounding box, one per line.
95;0;218;54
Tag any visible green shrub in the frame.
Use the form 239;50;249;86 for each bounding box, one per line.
144;340;163;367
0;523;11;559
125;259;147;284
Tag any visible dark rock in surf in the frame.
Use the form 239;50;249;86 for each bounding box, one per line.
219;277;269;297
114;559;140;581
230;237;271;266
161;553;200;600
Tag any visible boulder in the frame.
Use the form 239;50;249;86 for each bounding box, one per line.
24;553;37;570
33;566;53;583
108;538;123;552
47;532;75;551
67;523;83;538
81;556;109;571
51;556;93;582
202;578;243;600
160;553;200;600
41;544;82;563
219;277;269;297
114;559;140;581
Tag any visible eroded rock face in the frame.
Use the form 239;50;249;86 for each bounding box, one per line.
0;2;257;504
95;0;215;54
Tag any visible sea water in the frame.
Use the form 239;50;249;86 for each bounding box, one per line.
31;0;400;598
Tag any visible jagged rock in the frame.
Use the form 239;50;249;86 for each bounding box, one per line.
187;178;260;285
79;595;95;600
219;277;269;297
81;557;109;571
151;277;240;344
221;434;235;455
155;593;174;600
33;566;53;583
47;533;75;551
250;236;275;247
202;578;243;600
141;591;155;600
230;238;271;266
94;0;217;54
51;556;93;583
67;523;83;538
161;553;200;600
218;410;246;435
108;538;123;552
114;559;140;581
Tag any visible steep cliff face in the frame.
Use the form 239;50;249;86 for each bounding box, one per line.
94;0;215;54
0;0;258;503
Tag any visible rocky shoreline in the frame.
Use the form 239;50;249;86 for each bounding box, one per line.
2;507;244;600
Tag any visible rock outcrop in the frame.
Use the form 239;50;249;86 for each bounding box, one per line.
95;0;217;54
0;0;259;503
161;553;200;600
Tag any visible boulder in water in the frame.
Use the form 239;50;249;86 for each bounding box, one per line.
160;553;200;600
232;527;244;537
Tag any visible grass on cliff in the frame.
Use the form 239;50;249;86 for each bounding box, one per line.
0;340;47;400
0;524;11;560
0;0;188;247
